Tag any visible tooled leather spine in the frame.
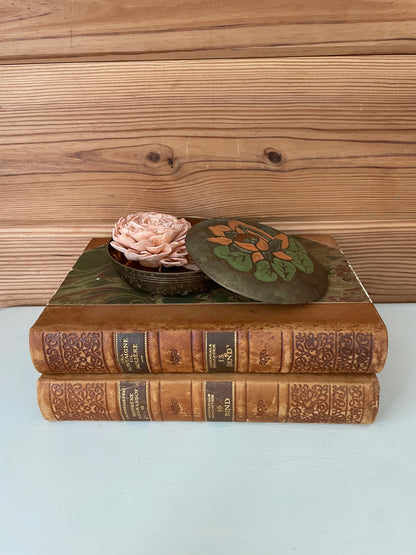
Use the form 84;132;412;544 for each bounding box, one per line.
37;373;380;424
31;325;385;374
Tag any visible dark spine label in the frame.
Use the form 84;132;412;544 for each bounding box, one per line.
204;381;234;421
118;381;151;421
204;331;237;372
114;332;150;373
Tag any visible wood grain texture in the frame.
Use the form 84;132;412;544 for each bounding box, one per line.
1;56;415;304
1;57;416;223
1;0;416;63
0;221;414;306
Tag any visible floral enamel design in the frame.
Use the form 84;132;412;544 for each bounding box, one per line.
207;220;314;282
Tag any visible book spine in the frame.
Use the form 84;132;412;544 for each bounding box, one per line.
37;373;380;424
30;324;387;375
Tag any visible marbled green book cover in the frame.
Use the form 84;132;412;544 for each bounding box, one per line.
49;237;369;306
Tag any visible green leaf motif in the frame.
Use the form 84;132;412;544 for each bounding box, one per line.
253;260;278;282
213;245;253;272
290;251;314;274
287;236;307;255
271;258;296;281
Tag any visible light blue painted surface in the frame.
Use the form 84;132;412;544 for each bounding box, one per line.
0;305;415;555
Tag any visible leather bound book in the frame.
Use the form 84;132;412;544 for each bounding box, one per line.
37;372;380;424
30;235;388;375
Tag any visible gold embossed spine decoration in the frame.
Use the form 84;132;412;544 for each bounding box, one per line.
29;234;388;376
158;330;194;373
159;379;194;421
30;303;388;375
38;373;380;424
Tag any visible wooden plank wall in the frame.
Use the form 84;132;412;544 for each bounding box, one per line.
2;0;416;62
1;1;415;305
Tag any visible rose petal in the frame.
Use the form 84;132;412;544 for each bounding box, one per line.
184;262;200;271
147;244;173;255
161;258;188;267
110;241;128;254
138;253;167;267
112;212;191;268
123;249;143;261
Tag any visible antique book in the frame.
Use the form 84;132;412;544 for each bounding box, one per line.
37;372;380;424
30;235;388;375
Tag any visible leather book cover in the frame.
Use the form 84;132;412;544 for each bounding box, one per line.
30;235;388;375
37;372;380;424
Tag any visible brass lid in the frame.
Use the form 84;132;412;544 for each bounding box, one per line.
186;218;328;304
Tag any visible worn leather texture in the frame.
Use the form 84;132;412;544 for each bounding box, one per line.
37;372;380;424
29;235;388;375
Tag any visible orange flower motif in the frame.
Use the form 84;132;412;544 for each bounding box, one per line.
208;220;292;263
207;225;234;246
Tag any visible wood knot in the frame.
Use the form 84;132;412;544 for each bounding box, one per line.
146;151;161;163
264;148;283;165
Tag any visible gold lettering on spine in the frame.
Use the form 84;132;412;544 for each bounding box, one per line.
224;346;233;368
224;397;231;417
206;336;216;370
114;332;150;373
119;382;128;420
204;332;237;372
118;381;150;420
204;381;234;421
123;337;130;370
205;385;214;421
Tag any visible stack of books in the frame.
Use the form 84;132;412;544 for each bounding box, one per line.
30;235;387;424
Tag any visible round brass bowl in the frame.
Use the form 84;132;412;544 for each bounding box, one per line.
107;242;213;296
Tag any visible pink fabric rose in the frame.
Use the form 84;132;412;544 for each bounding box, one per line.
111;212;194;268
